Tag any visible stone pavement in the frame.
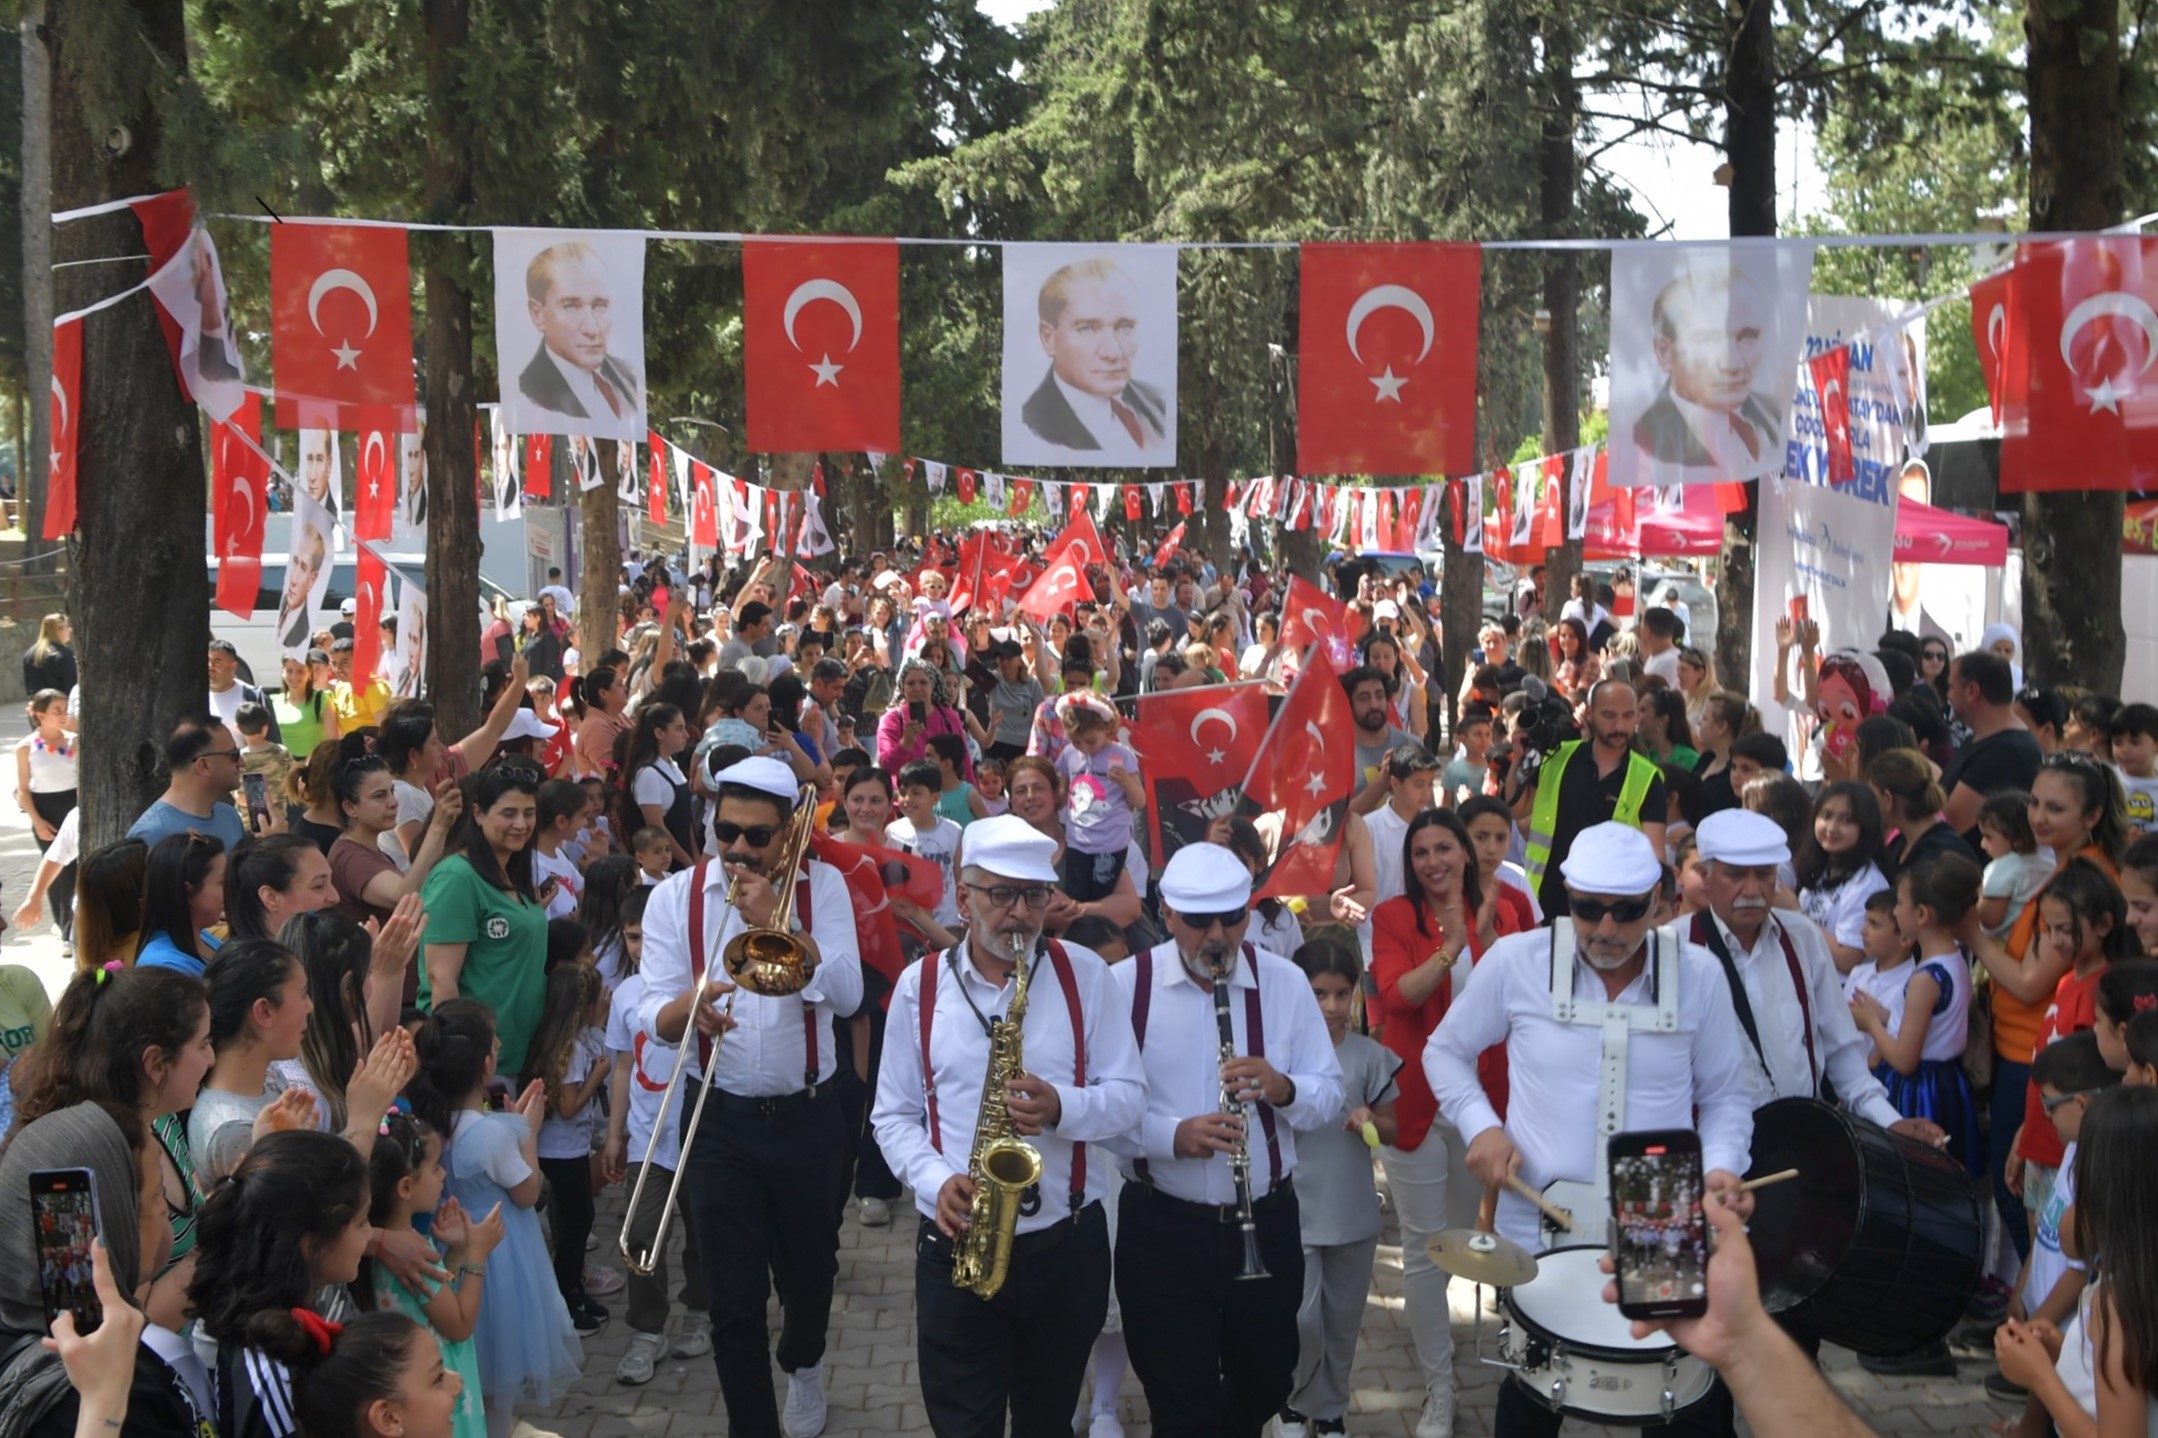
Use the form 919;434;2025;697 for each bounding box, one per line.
0;709;2005;1438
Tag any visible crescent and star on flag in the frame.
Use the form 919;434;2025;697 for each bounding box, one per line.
1346;283;1436;405
309;268;381;372
2060;290;2158;415
783;279;864;389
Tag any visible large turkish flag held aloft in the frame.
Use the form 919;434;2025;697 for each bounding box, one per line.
1010;509;1106;622
1277;573;1353;672
271;222;416;431
1132;680;1268;866
1241;650;1357;902
742;238;901;453
1298;243;1481;478
2000;238;2158;493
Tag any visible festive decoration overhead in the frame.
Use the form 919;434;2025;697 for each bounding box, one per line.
743;237;901;453
270;222;416;431
1997;237;2158;493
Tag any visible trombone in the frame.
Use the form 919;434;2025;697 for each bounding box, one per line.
620;784;820;1276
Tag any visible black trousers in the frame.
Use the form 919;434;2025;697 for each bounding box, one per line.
854;1004;902;1201
31;791;75;943
1495;1368;1736;1438
536;1154;595;1305
681;1085;846;1438
915;1203;1110;1438
1116;1181;1305;1438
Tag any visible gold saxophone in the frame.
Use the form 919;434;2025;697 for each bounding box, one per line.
950;930;1045;1300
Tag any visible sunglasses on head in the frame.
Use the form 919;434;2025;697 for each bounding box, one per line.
1570;895;1654;924
712;821;779;847
1179;906;1249;931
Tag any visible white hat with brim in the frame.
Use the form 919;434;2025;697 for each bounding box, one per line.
1160;842;1254;913
713;755;798;801
1558;822;1662;896
1695;808;1792;869
959;815;1061;885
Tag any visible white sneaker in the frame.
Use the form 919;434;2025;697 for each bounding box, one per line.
670;1312;712;1359
585;1231;601;1252
1091;1413;1126;1438
583;1263;626;1297
858;1197;891;1227
782;1363;828;1438
1274;1415;1307;1438
615;1331;665;1386
1415;1388;1455;1438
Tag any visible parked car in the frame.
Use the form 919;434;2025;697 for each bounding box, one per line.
207;553;525;687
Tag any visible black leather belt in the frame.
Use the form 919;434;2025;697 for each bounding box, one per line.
918;1200;1103;1259
1129;1176;1296;1224
710;1085;826;1118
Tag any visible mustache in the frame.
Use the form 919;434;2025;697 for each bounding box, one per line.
721;850;764;870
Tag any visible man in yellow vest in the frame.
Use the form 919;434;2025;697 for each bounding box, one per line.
1520;679;1667;918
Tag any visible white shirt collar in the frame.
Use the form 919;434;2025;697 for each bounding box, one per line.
545;345;613;419
1670;388;1764;464
1052;371;1119;447
1711;908;1781;961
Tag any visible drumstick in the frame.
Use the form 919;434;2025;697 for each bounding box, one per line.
1740;1168;1799;1193
1503;1175;1575;1232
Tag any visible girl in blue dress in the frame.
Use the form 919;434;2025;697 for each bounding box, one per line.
408;999;581;1438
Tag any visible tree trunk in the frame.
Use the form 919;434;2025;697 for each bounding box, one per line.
1538;8;1582;619
2020;0;2124;690
1199;431;1231;575
1713;0;1778;689
48;0;208;848
578;465;620;662
20;2;50;559
1439;482;1483;740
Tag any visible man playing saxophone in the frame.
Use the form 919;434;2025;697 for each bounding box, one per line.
636;757;864;1438
872;815;1146;1438
1105;842;1345;1438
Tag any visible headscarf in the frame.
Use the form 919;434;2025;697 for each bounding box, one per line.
1979;623;2025;688
0;1104;144;1334
891;657;955;715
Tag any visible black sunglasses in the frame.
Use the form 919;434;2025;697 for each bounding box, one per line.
1179;906;1249;931
712;821;779;848
1570;895;1654;924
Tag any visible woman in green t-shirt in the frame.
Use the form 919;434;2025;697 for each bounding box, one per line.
419;760;549;1074
273;651;342;761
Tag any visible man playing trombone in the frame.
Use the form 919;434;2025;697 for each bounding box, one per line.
872;814;1146;1438
1105;843;1344;1438
636;756;864;1438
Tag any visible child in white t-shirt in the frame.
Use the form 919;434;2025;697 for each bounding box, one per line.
887;758;963;929
526;924;612;1333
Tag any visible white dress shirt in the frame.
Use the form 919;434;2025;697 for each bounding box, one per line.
871;939;1147;1235
1705;907;1901;1130
544;345;626;425
634;858;864;1096
1671;388;1768;475
1359;802;1414;963
1105;941;1345;1204
1051;373;1162;462
1425;927;1761;1248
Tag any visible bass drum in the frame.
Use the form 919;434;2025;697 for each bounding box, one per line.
1746;1097;1983;1356
1500;1247;1716;1425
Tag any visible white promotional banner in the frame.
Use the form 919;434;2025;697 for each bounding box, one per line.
1001;242;1178;468
1608;240;1815;489
494;229;648;441
1750;476;1899;775
1784;294;1926;503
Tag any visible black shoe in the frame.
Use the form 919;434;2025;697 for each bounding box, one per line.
1984;1369;2029;1401
1859;1341;1956;1377
1951;1316;2004;1356
571;1296;610;1335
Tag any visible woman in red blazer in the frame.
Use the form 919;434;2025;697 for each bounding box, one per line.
1368;807;1534;1434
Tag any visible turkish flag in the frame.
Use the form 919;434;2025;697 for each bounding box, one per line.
46;317;82;541
1133;680;1268;862
212;394;269;616
1241;650;1356;901
956;468;978;504
353;547;387;686
1008;478;1035;517
1152;520;1187;568
1298;242;1482;477
742;238;900;453
2000;237;2158;493
1538;460;1565;547
1123;485;1143;521
1970;265;2020;425
354;423;396;542
270;221;416;431
647;433;668;523
1278;574;1353;672
1175;481;1194;515
691;463;719;548
523;434;553;500
1810;347;1857;486
1011;510;1106;622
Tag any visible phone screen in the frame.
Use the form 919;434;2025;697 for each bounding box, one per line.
243;771;271;832
1608;1129;1709;1320
908;700;927;725
29;1168;102;1333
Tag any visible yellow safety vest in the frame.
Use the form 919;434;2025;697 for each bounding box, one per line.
1523;740;1662;895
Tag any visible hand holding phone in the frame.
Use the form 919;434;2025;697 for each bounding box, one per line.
908;700;927;726
243;772;271;834
30;1168;103;1334
1608;1129;1709;1320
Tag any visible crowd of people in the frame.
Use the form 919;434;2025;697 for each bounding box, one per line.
0;530;2154;1438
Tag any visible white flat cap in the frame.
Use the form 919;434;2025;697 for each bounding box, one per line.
1160;842;1253;913
499;709;558;743
1374;599;1401;619
1696;808;1791;869
1559;822;1663;896
713;755;798;801
959;815;1061;885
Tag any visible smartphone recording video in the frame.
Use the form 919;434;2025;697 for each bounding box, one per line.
29;1168;102;1333
1609;1129;1709;1320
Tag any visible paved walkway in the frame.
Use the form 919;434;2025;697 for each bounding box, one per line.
0;713;2006;1438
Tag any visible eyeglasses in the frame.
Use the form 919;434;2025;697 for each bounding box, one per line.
1569;895;1654;924
1921;648;1950;663
1178;906;1249;932
2040;1089;2095;1114
199;749;242;763
964;882;1053;910
711;821;779;848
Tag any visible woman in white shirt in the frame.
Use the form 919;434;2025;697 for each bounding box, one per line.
14;689;78;939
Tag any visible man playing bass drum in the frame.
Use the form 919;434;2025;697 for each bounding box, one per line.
872;815;1146;1438
1106;843;1345;1438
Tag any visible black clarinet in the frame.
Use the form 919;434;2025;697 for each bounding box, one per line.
1210;949;1270;1281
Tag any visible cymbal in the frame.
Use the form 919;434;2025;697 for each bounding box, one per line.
1426;1228;1540;1286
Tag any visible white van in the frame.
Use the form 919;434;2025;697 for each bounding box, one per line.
207;553;525;688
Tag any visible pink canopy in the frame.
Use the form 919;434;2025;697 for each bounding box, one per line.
1894;499;2008;566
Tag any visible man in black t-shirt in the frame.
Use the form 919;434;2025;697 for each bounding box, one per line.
1938;649;2042;849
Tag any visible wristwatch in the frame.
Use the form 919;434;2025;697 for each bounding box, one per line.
1274;1076;1297;1108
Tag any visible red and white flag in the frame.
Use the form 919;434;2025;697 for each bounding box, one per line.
2000;237;2158;493
742;238;901;452
353;547;387;685
211;393;269;616
1241;651;1356;901
691;462;719;548
1152;520;1188;568
47;318;83;541
136;195;248;425
1011;509;1106;622
1298;243;1482;477
1278;574;1353;672
1132;680;1268;862
523;434;553;500
646;433;668;524
270;221;416;431
1970;265;2020;425
354;424;396;542
1810;346;1857;487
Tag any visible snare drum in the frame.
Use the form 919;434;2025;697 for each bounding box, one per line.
1499;1247;1716;1425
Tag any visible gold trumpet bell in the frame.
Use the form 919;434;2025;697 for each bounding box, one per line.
981;1140;1044;1191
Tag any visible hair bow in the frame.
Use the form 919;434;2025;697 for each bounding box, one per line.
2135;993;2157;1014
291;1308;343;1356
